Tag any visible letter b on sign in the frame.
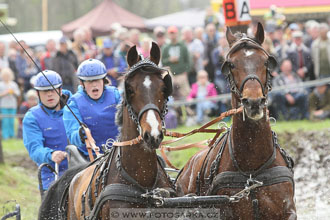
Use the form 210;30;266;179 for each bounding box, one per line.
223;0;251;26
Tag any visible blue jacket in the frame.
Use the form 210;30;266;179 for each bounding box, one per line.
63;85;120;158
23;90;72;190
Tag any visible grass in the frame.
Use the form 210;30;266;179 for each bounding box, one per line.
0;139;40;220
0;118;329;219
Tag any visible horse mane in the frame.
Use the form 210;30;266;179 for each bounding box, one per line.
38;163;89;220
115;99;124;140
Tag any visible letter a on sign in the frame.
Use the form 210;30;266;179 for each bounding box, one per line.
223;0;251;26
237;0;251;21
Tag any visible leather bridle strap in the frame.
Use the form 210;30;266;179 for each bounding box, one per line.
138;103;162;122
112;136;143;147
239;75;266;97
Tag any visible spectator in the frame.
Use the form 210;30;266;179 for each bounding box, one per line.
72;28;88;63
304;20;320;48
82;26;97;59
203;23;220;82
271;59;309;120
63;59;120;160
308;82;330;120
16;41;39;92
128;29;141;51
23;71;70;191
140;37;152;58
194;27;205;42
52;36;78;93
0;41;9;71
212;36;229;94
0;67;20;139
286;30;314;81
311;23;330;79
8;48;18;81
187;70;217;124
17;89;38;138
40;39;57;70
153;26;167;49
182;26;204;85
97;39;126;87
204;7;220;29
162;25;191;99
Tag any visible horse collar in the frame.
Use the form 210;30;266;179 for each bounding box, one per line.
228;128;277;177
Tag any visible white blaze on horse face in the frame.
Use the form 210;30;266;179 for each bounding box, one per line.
146;110;160;137
143;75;152;89
244;50;254;57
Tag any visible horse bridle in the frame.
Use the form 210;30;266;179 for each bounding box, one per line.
123;58;173;135
221;36;277;103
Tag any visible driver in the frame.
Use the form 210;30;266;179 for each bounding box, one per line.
63;59;120;160
23;70;71;191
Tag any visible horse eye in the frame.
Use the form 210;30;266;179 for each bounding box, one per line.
229;63;235;69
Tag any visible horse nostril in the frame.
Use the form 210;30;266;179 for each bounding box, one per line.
143;132;151;143
260;98;267;105
241;98;249;106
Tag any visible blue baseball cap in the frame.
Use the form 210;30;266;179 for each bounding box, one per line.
103;39;113;49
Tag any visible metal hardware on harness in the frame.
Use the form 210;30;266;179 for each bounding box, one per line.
269;117;276;127
230;180;263;203
102;138;116;152
217;121;228;131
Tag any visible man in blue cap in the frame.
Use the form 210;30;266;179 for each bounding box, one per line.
97;38;126;87
63;59;120;160
23;70;71;191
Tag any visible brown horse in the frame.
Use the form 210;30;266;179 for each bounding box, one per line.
175;23;296;220
38;42;176;219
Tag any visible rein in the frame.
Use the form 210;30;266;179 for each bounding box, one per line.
111;106;243;170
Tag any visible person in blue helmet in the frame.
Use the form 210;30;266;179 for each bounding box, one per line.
63;59;120;160
23;70;72;191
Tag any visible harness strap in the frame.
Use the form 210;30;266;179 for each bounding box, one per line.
86;183;147;220
228;129;277;177
112;135;143;147
251;190;260;220
138;103;162;122
209;166;294;194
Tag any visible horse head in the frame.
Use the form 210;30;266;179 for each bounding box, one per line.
124;42;172;149
222;23;277;121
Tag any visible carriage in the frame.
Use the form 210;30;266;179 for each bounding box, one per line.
37;23;296;220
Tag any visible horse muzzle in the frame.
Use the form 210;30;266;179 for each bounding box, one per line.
143;131;163;149
241;97;267;120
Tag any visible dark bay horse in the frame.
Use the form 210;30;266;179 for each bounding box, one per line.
38;42;176;219
176;23;296;219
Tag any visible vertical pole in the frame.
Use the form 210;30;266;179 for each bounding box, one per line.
42;0;48;31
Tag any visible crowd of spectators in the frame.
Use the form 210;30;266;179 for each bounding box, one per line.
0;14;330;137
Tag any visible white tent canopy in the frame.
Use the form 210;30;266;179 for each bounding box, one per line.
145;8;218;29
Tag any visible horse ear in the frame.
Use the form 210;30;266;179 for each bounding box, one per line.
127;45;140;67
255;22;265;45
226;26;236;46
267;55;278;71
149;42;161;65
